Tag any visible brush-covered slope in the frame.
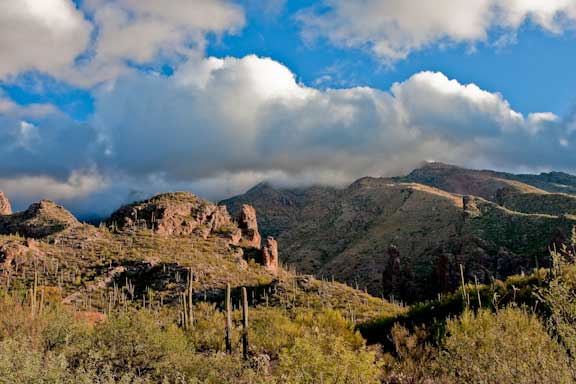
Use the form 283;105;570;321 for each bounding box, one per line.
0;191;398;323
223;168;576;301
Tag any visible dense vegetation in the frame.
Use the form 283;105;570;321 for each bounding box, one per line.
0;289;388;383
373;229;576;383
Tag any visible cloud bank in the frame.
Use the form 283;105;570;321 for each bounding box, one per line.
1;55;574;215
299;0;576;62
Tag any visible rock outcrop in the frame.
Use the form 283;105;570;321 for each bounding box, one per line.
238;204;261;249
0;192;12;215
261;236;279;274
0;200;79;238
0;239;44;271
109;192;240;240
462;195;481;219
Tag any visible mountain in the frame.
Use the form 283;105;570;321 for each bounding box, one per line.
222;163;576;302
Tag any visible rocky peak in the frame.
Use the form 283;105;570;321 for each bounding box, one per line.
261;236;279;274
109;192;243;241
0;199;79;238
237;204;261;249
0;192;11;215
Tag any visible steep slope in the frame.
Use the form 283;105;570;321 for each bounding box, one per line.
223;173;576;301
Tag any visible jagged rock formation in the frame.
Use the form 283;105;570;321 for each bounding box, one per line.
108;193;280;272
237;204;261;249
223;164;576;302
0;200;79;238
109;192;241;241
0;192;12;215
261;236;279;274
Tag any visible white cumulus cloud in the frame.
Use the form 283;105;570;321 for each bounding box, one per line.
299;0;576;62
0;0;91;79
91;55;574;202
0;0;245;86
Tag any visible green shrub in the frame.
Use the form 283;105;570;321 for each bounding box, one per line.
436;308;572;384
69;310;190;381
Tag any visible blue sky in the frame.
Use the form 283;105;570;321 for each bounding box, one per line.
210;1;576;115
4;1;576;120
1;0;576;215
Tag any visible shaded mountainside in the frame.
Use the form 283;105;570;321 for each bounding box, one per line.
0;191;398;324
222;164;576;302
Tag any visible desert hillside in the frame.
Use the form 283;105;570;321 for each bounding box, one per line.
223;163;576;301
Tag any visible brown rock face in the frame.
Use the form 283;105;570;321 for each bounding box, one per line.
0;192;11;215
0;239;45;271
261;236;279;274
238;205;261;249
109;192;239;240
0;200;79;238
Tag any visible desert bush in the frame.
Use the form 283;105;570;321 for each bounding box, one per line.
69;310;190;381
278;334;381;384
0;337;69;383
436;307;572;384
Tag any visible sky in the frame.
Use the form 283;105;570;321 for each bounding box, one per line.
1;0;576;217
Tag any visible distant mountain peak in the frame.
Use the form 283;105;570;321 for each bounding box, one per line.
246;181;275;194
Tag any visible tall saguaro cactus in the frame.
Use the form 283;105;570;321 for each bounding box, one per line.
242;287;249;360
31;271;38;319
187;268;194;329
225;283;232;354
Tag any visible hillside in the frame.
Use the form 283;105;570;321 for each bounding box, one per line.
222;164;576;301
0;192;397;320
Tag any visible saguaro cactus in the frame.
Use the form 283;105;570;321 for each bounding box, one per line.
31;271;38;319
242;287;249;360
187;268;194;329
225;283;232;354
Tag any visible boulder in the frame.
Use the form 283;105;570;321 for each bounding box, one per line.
238;205;261;249
0;192;11;215
261;236;279;274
